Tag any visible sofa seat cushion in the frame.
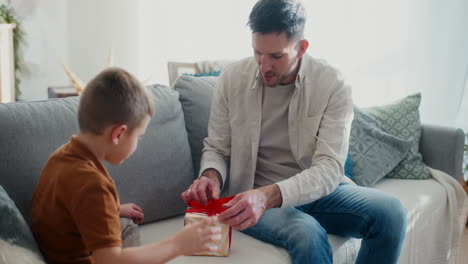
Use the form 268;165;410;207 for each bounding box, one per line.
373;176;454;264
140;215;360;264
140;176;456;264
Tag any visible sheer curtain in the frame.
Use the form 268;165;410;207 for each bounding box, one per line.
303;0;468;127
456;77;468;132
62;0;468;127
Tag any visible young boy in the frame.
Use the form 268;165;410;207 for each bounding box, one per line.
31;68;221;264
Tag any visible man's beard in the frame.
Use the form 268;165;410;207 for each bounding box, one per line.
264;57;300;86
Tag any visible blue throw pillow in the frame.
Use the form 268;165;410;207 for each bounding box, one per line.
344;153;353;179
182;71;221;77
0;185;43;260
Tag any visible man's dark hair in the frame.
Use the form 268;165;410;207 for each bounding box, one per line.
248;0;306;40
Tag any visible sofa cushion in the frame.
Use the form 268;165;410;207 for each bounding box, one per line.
0;97;80;223
363;93;431;180
349;107;412;187
139;215;359;264
106;84;195;223
173;76;218;175
0;84;193;224
0;185;43;260
183;71;221;77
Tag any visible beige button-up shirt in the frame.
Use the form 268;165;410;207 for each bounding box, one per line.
200;53;354;208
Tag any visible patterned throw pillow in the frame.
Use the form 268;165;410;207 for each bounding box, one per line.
363;93;431;179
0;185;43;260
349;107;412;186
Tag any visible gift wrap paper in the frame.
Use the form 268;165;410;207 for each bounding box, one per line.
184;212;231;256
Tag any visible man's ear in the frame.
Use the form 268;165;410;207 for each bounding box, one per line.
110;124;127;145
296;39;309;58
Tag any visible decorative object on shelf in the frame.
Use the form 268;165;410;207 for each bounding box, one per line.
62;48;150;96
0;4;25;101
47;86;78;99
61;63;85;95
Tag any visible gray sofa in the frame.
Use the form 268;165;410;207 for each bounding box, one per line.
0;76;465;263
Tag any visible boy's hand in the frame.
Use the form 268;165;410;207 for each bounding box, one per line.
172;216;222;255
120;203;144;224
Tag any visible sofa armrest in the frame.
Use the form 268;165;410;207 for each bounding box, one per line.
419;124;465;181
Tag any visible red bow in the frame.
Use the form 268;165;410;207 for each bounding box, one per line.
187;196;235;216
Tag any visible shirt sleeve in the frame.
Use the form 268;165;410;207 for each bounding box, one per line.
68;171;122;252
276;69;354;208
199;70;232;189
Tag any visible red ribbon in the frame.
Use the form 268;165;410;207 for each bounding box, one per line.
186;196;235;216
186;196;236;253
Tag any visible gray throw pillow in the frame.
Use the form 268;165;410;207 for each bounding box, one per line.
0;185;43;260
349;107;412;187
173;76;218;175
363;93;431;179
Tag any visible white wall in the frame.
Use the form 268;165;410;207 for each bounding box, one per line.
303;0;468;127
2;0;467;128
67;0;140;84
66;0;257;86
66;0;468;127
136;0;256;85
0;0;69;101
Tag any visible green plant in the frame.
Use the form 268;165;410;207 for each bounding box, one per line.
0;4;25;100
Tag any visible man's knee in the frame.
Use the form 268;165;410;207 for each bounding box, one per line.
286;217;329;250
371;195;407;241
285;217;332;263
387;197;406;238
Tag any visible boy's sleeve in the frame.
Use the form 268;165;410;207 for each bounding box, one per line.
68;172;122;252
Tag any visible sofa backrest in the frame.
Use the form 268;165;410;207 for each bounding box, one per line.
173;75;465;182
0;84;194;224
173;76;218;175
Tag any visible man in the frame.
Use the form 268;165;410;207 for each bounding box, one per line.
181;0;406;263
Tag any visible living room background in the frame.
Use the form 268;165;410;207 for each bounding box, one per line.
1;0;467;130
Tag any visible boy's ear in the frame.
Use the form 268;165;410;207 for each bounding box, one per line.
111;124;128;145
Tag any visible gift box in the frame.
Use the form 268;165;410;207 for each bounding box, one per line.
183;196;234;257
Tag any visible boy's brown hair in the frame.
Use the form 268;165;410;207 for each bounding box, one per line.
78;67;154;134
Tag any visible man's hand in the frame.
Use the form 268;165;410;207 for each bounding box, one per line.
180;169;222;205
219;184;282;230
120;203;144;224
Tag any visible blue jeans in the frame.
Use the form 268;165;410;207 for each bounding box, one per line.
242;183;406;264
